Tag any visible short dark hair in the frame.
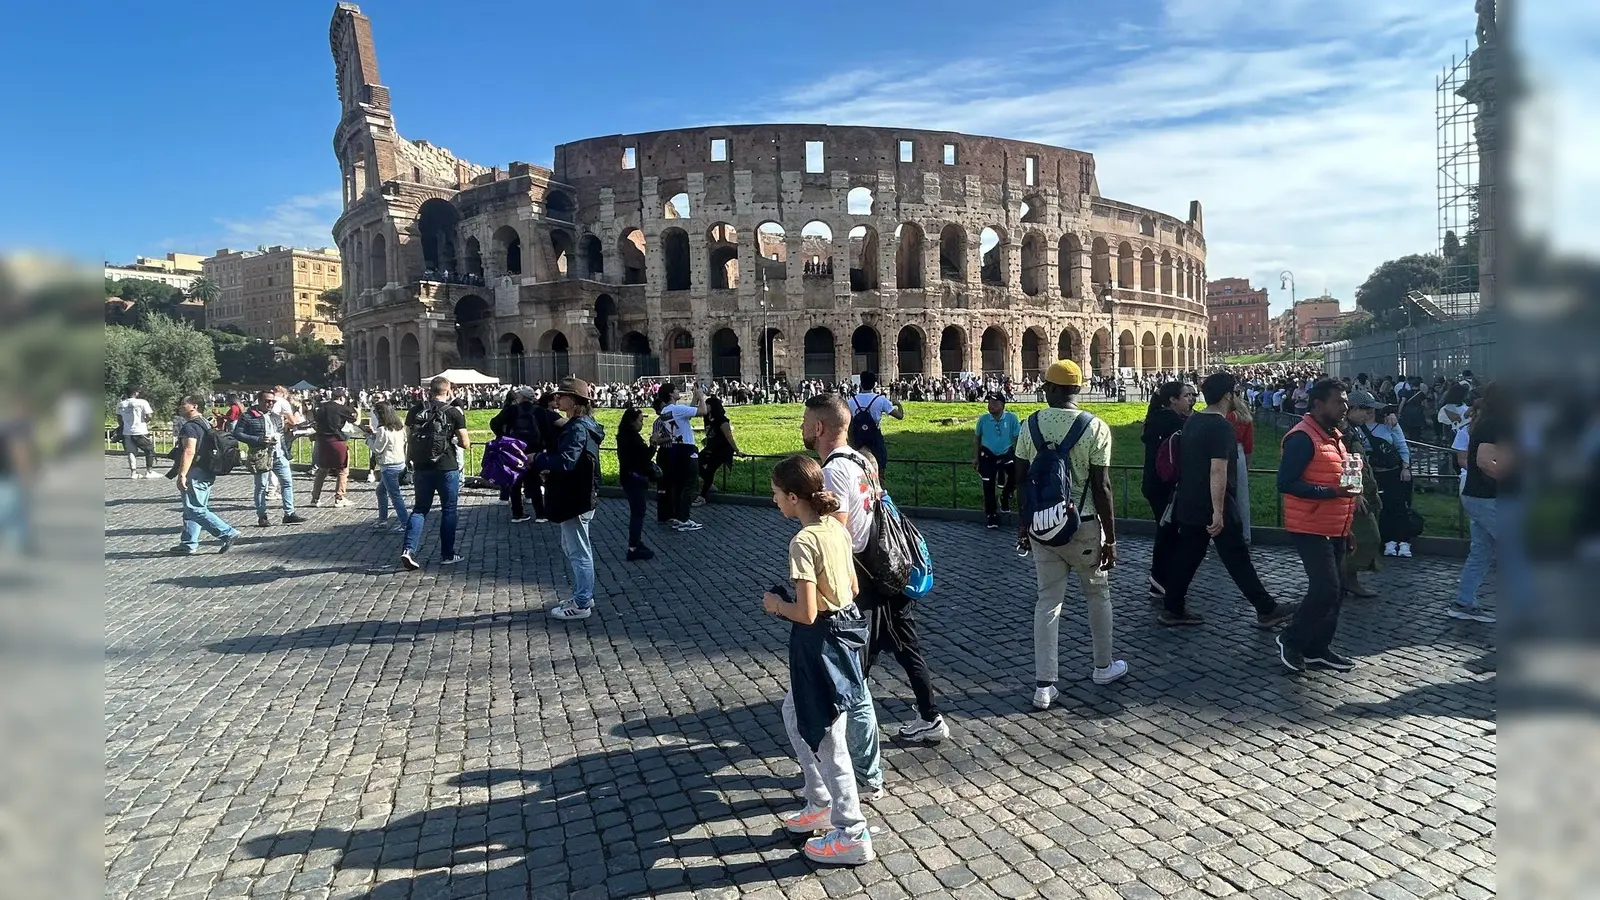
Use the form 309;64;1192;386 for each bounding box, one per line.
1199;372;1237;405
181;395;206;411
803;393;849;433
428;376;451;396
860;371;877;391
1306;378;1346;407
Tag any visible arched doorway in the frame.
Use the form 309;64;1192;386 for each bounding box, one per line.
582;234;604;277
939;225;966;282
498;333;526;384
980;326;1008;375
851;325;880;375
416;198;460;272
1020;232;1045;296
939;326;966;375
803;327;836;380
539;330;570;353
707;223;739;289
895;223;924;289
848;226;879;291
453;295;492;367
759;328;788;383
1021;328;1043;379
493;225;522;276
594;294;617;352
374;335;392;386
1118;329;1136;369
619;230;646;285
666;329;694;375
1140;331;1158;370
1090;328;1112;375
398;333;421;385
1161;334;1175;370
711;328;741;379
662;228;691;291
621;331;651;356
1057;327;1081;364
896;326;925;375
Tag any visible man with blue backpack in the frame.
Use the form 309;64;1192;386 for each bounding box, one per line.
1013;360;1127;711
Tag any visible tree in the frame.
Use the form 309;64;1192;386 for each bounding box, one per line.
104;316;219;416
187;275;222;306
105;277;186;326
1354;254;1444;328
316;287;342;323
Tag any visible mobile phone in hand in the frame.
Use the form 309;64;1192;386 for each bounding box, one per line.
769;583;791;602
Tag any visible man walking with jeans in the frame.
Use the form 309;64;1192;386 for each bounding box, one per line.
231;389;307;528
1013;360;1127;711
170;395;239;555
401;377;470;571
1276;378;1362;673
1156;372;1296;629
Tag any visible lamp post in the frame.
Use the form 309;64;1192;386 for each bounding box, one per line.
1279;270;1296;359
1095;280;1123;402
760;270;771;388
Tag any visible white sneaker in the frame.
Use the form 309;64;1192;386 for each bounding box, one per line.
897;715;949;743
440;555;464;566
1446;604;1496;624
1398;543;1413;558
1093;660;1129;685
1383;542;1398;557
333;498;353;509
804;826;874;865
129;472;141;480
1031;685;1059;710
674;520;704;531
549;601;593;621
533;518;548;524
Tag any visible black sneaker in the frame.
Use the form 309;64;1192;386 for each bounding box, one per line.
626;546;655;562
1256;602;1298;630
1277;635;1306;673
985;517;999;530
283;513;308;525
167;544;195;556
1304;649;1358;672
1157;610;1204;627
218;533;236;554
257;515;270;528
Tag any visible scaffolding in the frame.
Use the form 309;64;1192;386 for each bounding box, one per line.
1434;44;1487;318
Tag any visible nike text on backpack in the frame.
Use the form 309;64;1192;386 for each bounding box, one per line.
199;427;242;476
480;435;529;488
827;449;933;599
408;405;455;465
1154;430;1181;485
847;397;885;453
1020;411;1094;547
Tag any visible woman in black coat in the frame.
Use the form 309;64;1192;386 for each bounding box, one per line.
1140;381;1194;601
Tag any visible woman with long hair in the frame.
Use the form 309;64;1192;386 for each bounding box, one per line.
363;401;409;532
1451;382;1509;623
1140;380;1194;600
617;406;655;561
696;395;741;505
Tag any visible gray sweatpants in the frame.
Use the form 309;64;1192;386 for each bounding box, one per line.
782;691;865;834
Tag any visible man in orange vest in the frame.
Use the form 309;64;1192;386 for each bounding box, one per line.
1276;378;1362;673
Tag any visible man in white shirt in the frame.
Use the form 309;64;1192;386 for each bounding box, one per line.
847;371;904;473
116;389;157;479
653;382;707;530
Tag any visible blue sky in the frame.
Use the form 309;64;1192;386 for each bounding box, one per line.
4;0;1588;313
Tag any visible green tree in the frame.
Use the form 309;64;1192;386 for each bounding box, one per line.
103;316;219;417
187;275;222;306
316;287;342;323
105;277;186;326
1355;254;1444;328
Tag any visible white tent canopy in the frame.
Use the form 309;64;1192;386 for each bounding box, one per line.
423;368;501;386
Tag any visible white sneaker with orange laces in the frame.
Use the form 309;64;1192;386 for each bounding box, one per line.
804;826;874;865
782;803;832;834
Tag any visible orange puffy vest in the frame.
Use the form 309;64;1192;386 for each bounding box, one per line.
1281;416;1356;538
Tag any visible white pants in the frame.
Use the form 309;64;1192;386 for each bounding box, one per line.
782;691;865;834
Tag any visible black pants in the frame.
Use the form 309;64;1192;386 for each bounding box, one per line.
655;448;674;523
1143;482;1180;591
977;448;1016;520
857;564;940;723
1282;533;1347;656
1374;468;1411;543
853;438;888;474
123;434;156;469
623;473;648;547
1161;521;1276;616
698;450;732;500
657;444;699;521
509;470;545;520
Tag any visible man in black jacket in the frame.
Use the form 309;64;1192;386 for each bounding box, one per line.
231;389;308;528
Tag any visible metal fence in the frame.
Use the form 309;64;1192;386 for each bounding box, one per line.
482;352;659;384
1323;313;1498;380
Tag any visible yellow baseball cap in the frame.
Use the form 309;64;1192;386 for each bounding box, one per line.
1044;359;1083;387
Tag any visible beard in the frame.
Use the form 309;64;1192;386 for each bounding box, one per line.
801;426;817;452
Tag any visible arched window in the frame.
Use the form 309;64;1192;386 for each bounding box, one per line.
980;227;1006;287
939;224;967;282
756;222;787;282
368;232;387;288
847;187;874;215
848;226;878;291
1020;232;1045;296
582;234;603;277
707;223;739;289
662;227;691;291
493;225;522;276
980;326;1008;374
895;223;924;289
664;192;690;220
801;221;833;276
619;230;646;285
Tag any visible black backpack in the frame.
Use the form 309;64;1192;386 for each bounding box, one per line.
848;396;885;451
199;427;242;476
1020;411;1093;546
1361;425;1405;471
827;449;918;594
408;403;455;466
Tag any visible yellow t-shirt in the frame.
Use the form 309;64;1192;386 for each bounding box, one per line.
1013;406;1114;491
787;518;856;613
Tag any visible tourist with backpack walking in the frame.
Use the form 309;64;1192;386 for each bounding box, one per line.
361;402;409;532
1276;378;1363;673
1013;360;1127;711
116;388;158;479
1140;381;1193;601
170;395;240;555
973;392;1021;529
535;378;606;621
400;377;470;571
490;387;547;523
1152;372;1296;629
764;454;876;866
848;371;904;473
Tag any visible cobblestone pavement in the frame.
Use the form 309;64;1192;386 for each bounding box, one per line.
105;459;1496;900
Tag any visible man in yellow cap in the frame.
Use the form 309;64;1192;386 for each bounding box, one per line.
1012;360;1127;711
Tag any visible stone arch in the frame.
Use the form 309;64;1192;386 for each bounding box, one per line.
1091;237;1112;287
545;190;575;222
499;332;527;383
550;230;575;278
1140;247;1156;292
939;224;967;282
664;192;690;220
756;221;787;283
848;225;879;291
1140;330;1158;370
707;222;739;289
939;325;966;375
803;327;836;379
1117;241;1135;288
398;332;421;385
368;232;387;288
594;294;618;352
846;187;874;215
621;331;651;355
582;233;604;277
665;328;694;375
1118;329;1136;369
619;229;647;285
1161;332;1175;369
493;225;522;276
1139;215;1156;237
1057;326;1082;363
759;328;788;382
1090;327;1111;375
1021;327;1046;378
895;223;925;289
1058;234;1082;298
539;329;570;356
851;325;880;374
980;226;1007;287
374;334;392;386
1020;231;1046;296
801;222;833;276
980;325;1008;375
896;324;926;375
710;327;741;379
463;236;484;278
1160;250;1174;295
1019;194;1046;224
416;198;460;272
661;227;691;291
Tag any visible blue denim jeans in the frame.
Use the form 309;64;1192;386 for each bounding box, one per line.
1457;494;1497;609
845;679;885;790
253;447;295;518
181;469;236;549
376;463;408;522
1497;494;1531;613
404;468;460;558
558;510;596;608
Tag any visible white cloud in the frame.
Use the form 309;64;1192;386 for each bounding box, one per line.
213;189;342;252
747;0;1481;313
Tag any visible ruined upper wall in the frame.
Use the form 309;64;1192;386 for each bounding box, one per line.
394;138;489;190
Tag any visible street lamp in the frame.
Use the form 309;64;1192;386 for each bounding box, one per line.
1094;280;1123;402
1279;270;1296;359
760;270;771;387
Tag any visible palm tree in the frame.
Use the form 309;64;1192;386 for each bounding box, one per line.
316;287;343;323
187;275;221;307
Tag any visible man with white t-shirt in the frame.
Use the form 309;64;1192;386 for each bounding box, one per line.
116;388;157;479
846;371;904;473
652;382;708;530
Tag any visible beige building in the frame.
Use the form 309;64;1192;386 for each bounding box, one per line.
202;247;343;342
104;252;206;290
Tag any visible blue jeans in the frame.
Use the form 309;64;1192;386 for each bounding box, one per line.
180;469;236;549
376;464;408;522
405;468;460;558
253;448;295;518
1497;494;1531;612
0;479;32;555
558;510;596;608
1457;495;1497;609
845;678;885;790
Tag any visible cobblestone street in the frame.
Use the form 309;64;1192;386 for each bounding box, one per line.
105;460;1495;900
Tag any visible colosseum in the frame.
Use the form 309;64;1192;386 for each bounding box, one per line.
330;4;1210;390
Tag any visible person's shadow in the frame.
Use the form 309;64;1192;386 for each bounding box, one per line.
240;704;821;898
